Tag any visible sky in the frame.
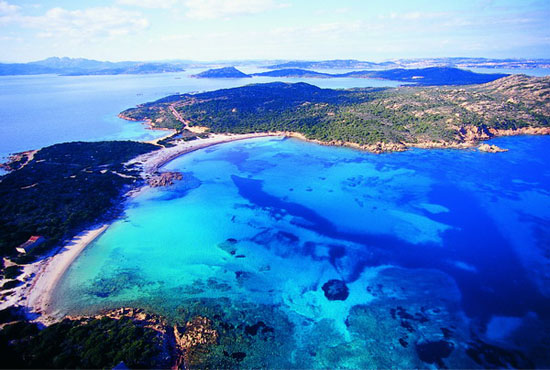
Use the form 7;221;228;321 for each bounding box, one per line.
0;0;549;62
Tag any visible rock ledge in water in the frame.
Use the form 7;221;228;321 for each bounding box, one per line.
478;143;508;153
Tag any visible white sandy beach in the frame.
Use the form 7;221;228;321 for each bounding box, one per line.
1;132;284;324
0;225;109;324
130;132;282;175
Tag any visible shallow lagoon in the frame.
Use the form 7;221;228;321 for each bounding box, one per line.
52;135;550;367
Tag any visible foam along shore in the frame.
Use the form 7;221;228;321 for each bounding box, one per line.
2;132;282;324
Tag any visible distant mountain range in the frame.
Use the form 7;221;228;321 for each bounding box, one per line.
0;57;186;76
265;58;550;70
192;66;508;86
265;59;395;69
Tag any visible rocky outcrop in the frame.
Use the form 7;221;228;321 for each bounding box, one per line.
147;171;183;187
490;126;550;136
173;316;218;369
0;150;37;172
68;307;168;333
478;143;508;153
458;125;493;143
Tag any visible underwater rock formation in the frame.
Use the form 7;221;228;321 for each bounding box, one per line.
173;316;219;368
415;340;455;367
148;171;183;187
322;279;349;301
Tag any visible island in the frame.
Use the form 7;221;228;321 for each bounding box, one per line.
120;75;550;153
191;66;252;79
192;66;508;85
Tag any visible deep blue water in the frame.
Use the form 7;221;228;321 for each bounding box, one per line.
53;135;550;368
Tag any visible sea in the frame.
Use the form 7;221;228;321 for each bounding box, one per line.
0;67;408;164
3;67;550;367
50;134;550;368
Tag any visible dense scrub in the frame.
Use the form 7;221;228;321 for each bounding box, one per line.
0;141;158;258
0;317;166;369
120;76;550;147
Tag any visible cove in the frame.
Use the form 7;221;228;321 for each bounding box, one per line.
52;135;550;368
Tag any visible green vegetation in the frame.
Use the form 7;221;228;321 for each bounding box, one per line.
1;265;22;279
1;279;22;290
0;317;166;369
0;141;158;258
120;76;550;148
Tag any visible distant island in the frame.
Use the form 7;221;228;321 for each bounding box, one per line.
191;66;251;79
192;66;508;85
121;74;550;153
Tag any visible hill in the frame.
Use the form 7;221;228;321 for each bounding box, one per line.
192;67;251;78
252;68;333;78
265;58;550;70
265;59;396;69
120;75;550;152
250;67;507;85
341;67;508;85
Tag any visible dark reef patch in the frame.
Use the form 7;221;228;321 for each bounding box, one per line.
88;267;151;298
465;339;534;369
245;321;274;336
415;340;454;367
322;279;349;301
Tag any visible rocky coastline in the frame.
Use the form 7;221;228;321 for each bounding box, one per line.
278;125;550;154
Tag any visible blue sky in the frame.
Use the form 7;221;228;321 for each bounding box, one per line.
0;0;549;62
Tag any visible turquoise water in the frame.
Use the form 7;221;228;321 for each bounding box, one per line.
54;135;550;368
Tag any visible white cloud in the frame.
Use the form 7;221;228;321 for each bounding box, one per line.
184;0;287;20
379;11;451;21
116;0;179;9
0;0;18;15
0;0;19;24
21;7;149;40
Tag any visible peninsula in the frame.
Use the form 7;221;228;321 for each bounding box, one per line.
120;75;550;153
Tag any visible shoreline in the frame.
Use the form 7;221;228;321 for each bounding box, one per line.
128;132;282;176
5;132;282;324
4;127;550;325
0;224;109;325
